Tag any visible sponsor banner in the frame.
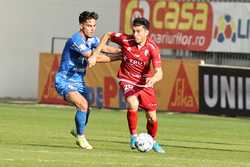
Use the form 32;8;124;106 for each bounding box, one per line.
85;62;126;109
208;3;250;53
162;59;201;112
38;53;126;107
39;53;201;112
38;53;67;105
199;65;250;116
120;1;250;53
88;59;201;112
120;0;213;51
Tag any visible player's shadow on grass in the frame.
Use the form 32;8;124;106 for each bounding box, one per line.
90;138;136;153
23;143;76;149
22;139;131;152
161;138;250;153
162;138;249;146
167;144;250;153
91;138;128;145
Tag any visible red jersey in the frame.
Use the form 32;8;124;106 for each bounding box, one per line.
110;32;161;86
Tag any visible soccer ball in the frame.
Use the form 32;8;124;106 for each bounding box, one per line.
136;133;154;152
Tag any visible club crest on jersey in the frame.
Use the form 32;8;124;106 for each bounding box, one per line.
144;49;149;57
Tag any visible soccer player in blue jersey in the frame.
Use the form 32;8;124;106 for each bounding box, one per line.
55;11;120;149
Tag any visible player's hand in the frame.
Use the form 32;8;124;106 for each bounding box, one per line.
145;77;156;87
88;56;97;68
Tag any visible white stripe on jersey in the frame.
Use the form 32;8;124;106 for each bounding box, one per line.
123;39;135;42
118;78;152;88
147;43;156;49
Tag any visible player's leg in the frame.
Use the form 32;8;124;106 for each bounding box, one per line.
69;108;92;148
70;107;90;137
126;95;139;149
120;81;139;149
55;73;92;149
79;87;92;126
85;107;91;125
138;87;158;139
139;88;165;153
145;111;158;139
66;91;93;149
145;111;165;153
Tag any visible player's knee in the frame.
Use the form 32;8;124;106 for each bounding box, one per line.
146;117;153;123
146;112;157;123
127;102;138;110
126;97;139;109
77;101;88;111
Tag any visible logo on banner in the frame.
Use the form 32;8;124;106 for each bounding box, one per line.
41;56;66;104
214;15;237;43
120;0;213;51
122;0;150;34
168;62;198;112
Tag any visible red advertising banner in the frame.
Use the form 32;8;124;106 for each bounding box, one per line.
120;0;213;51
167;61;198;112
38;53;67;105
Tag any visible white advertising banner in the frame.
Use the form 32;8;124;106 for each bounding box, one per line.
208;2;250;53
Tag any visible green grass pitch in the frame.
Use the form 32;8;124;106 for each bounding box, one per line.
0;103;250;167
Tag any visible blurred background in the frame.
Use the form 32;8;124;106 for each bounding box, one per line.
0;0;120;99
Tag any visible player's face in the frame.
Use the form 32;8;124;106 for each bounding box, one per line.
80;18;96;38
132;25;149;44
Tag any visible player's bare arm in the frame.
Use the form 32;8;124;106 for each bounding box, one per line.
145;67;163;87
96;52;122;63
83;49;121;67
93;32;115;53
88;32;121;67
81;51;96;68
102;45;121;54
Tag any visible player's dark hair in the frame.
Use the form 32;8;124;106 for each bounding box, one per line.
132;17;150;30
79;11;99;24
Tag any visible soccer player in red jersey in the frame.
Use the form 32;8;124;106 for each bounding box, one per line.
92;17;165;153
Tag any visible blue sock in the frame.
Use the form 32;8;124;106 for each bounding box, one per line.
85;109;91;126
75;110;87;135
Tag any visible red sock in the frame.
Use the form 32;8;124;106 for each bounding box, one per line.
127;109;138;135
147;120;158;139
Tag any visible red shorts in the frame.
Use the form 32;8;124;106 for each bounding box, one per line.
119;81;157;111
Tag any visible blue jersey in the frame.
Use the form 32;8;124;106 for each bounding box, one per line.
58;32;99;81
55;32;99;97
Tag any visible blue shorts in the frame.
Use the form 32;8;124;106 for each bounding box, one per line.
54;71;90;101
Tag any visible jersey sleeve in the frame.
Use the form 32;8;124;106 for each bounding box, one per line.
70;36;91;56
151;47;161;68
92;36;100;49
110;32;127;46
